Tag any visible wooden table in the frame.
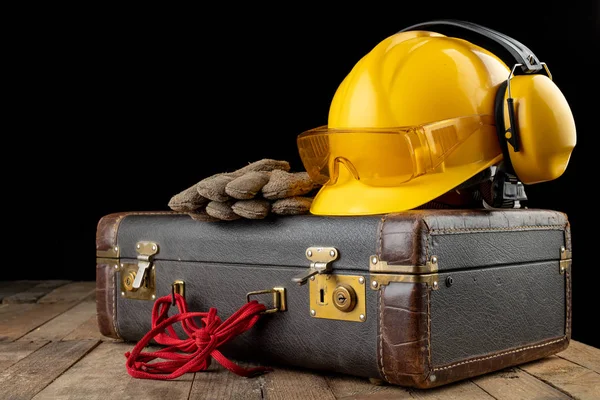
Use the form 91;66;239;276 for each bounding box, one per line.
1;280;598;400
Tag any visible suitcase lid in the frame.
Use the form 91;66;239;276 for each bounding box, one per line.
103;208;570;276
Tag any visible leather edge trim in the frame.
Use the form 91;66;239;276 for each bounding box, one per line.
96;262;121;340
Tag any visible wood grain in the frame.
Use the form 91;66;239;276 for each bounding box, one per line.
0;340;100;400
188;362;263;400
0;303;80;342
520;355;600;400
62;315;112;342
557;340;600;374
37;281;95;304
472;367;570;399
262;366;337;400
32;342;193;400
0;340;48;371
19;300;97;342
1;280;71;304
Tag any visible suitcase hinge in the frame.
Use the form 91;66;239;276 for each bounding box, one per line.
292;247;339;286
560;246;572;274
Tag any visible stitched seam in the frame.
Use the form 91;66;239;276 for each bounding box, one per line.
566;269;571;337
378;287;390;382
429;224;567;235
111;268;122;340
377;216;386;257
432;337;567;371
427;287;432;372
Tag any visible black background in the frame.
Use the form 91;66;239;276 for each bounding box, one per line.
12;3;598;348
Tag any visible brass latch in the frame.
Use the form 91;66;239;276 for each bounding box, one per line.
247;288;287;314
120;241;159;301
292;247;339;285
132;241;159;289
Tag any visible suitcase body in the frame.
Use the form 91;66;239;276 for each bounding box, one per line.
96;208;572;389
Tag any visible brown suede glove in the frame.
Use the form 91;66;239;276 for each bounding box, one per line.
168;159;321;221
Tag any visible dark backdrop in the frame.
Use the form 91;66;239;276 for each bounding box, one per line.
12;3;598;348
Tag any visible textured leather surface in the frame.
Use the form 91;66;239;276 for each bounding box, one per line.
117;214;382;271
98;209;572;387
379;209;569;270
96;212;130;251
96;262;120;339
431;261;566;365
379;282;430;387
116;262;382;379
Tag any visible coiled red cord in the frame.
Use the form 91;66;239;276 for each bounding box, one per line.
125;293;272;380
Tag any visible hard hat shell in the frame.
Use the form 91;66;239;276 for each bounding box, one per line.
309;31;510;216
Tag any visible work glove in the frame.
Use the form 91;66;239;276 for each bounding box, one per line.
168;159;321;221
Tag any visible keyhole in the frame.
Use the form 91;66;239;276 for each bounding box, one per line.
337;293;347;304
320;288;325;304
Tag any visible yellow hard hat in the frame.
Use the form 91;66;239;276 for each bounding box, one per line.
297;20;576;216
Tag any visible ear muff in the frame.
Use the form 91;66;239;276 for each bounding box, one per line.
400;19;577;186
495;73;576;184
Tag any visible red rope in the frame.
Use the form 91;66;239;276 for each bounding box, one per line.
124;293;272;380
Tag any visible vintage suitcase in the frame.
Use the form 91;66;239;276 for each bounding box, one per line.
95;208;572;388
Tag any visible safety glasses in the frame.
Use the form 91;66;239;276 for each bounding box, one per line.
297;114;495;186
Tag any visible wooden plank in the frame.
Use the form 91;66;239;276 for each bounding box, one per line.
37;281;95;304
262;366;337;400
325;374;411;399
62;315;112;342
472;366;570;399
408;380;496;400
0;340;49;370
520;355;600;400
19;300;97;342
32;342;193;400
0;302;81;342
188;362;263;400
1;280;70;304
0;340;99;400
0;281;42;302
557;340;600;374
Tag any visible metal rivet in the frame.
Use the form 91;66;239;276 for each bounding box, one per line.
310;310;316;316
136;244;141;249
359;314;366;321
114;265;119;270
307;250;312;257
152;245;157;251
121;292;125;296
560;266;565;273
114;246;119;252
433;281;439;290
358;277;365;284
310;276;315;281
560;246;566;253
120;263;124;268
330;250;336;257
431;256;438;264
371;281;378;288
430;374;437;382
371;256;378;265
151;294;156;300
445;276;453;287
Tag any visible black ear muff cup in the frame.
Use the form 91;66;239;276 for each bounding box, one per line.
493;80;517;177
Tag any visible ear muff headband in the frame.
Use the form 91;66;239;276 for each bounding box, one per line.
398;19;543;73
